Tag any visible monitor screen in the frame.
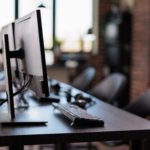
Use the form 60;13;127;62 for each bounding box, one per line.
15;10;49;98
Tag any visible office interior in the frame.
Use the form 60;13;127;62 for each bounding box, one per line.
0;0;149;150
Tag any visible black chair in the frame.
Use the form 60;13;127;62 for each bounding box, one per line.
124;88;150;117
78;88;150;150
103;88;150;147
71;67;96;92
88;73;127;105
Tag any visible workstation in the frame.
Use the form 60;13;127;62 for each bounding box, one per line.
0;0;150;150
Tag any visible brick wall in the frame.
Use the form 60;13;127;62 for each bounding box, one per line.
130;0;150;101
90;0;150;102
88;0;112;86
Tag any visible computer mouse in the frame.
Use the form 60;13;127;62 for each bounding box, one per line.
71;99;86;108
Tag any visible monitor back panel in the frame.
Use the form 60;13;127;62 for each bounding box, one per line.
15;10;49;97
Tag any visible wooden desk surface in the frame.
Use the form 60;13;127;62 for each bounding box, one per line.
0;83;150;147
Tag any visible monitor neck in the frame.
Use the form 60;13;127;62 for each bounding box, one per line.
9;48;24;59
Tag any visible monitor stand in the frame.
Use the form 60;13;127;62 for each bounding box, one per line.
1;34;47;126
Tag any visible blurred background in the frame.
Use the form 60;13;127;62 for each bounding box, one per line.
0;0;149;149
0;0;143;106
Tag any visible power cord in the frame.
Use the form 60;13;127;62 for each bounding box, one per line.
13;75;32;96
0;99;7;106
0;75;33;106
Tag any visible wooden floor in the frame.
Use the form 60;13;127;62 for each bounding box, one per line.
0;142;129;150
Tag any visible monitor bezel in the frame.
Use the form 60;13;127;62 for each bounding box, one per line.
36;10;49;97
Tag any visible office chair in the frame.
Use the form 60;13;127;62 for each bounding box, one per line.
103;88;150;147
78;88;150;150
71;67;96;92
88;73;127;105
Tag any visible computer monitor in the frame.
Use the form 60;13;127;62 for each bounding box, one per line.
15;10;49;98
1;23;28;106
2;10;49;119
1;23;18;80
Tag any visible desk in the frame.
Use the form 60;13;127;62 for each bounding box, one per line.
0;83;150;150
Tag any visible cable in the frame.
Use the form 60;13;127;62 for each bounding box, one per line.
19;78;32;94
13;79;30;96
22;73;26;87
0;75;33;107
13;75;32;96
0;99;7;106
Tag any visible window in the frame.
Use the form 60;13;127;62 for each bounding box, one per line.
0;0;15;31
0;0;95;53
55;0;93;53
19;0;53;49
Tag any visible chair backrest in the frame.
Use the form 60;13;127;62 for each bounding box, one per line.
88;73;127;104
124;88;150;118
71;67;96;92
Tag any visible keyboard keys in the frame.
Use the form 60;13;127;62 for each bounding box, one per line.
52;103;104;126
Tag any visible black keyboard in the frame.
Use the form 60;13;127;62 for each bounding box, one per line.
52;103;104;126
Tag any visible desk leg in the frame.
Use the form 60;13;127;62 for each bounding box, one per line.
9;145;24;150
130;140;144;150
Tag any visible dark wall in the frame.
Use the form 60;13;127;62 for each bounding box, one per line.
130;0;150;102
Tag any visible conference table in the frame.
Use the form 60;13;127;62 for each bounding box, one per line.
0;80;150;150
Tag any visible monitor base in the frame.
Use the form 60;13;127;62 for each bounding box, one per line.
28;92;60;103
40;97;59;103
0;105;48;126
1;121;47;126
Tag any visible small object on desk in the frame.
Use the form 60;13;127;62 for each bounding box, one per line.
75;93;92;102
52;103;104;126
51;83;61;91
71;99;86;108
66;91;72;102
